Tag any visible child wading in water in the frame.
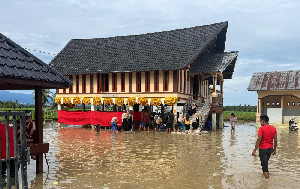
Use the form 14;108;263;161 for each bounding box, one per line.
230;113;237;131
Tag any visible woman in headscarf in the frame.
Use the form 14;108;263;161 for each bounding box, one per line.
176;113;183;132
121;113;128;132
184;114;191;131
192;113;199;130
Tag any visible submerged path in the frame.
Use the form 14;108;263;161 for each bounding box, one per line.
27;123;300;188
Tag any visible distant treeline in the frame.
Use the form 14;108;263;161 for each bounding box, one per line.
224;104;257;112
0;100;35;109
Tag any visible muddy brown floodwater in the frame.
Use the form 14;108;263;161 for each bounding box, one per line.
26;123;300;189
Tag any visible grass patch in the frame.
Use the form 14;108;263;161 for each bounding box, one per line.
224;111;256;122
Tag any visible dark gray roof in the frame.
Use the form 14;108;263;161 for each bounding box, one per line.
0;33;72;88
189;51;238;77
50;22;229;75
248;70;300;91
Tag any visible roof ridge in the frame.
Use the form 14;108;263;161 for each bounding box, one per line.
70;21;228;41
253;70;300;74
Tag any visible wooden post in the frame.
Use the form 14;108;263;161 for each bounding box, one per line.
161;104;164;123
256;99;262;122
101;103;105;111
35;87;43;173
82;103;85;112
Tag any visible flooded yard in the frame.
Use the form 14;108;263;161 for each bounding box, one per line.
26;123;300;189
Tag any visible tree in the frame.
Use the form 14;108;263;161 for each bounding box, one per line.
32;89;53;107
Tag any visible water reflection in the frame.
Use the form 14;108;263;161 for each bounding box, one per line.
26;123;300;188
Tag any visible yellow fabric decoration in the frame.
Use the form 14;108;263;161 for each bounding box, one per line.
150;98;162;106
103;98;113;106
138;97;148;106
82;97;91;105
55;97;61;105
93;97;102;106
127;97;136;106
73;97;81;106
164;97;178;106
115;98;124;106
63;97;71;104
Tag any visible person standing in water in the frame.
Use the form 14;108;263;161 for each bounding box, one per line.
252;115;277;179
230;113;237;131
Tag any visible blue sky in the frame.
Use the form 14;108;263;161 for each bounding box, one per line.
1;0;300;105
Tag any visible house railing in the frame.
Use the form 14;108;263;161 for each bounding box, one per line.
0;112;28;189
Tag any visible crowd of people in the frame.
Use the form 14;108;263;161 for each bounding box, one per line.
94;109;202;134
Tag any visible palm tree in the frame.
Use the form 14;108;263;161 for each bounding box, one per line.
32;89;53;107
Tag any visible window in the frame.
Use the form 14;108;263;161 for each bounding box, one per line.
112;73;117;92
272;102;274;106
292;102;295;106
145;72;150;92
163;71;169;91
267;102;270;106
287;102;290;106
276;102;280;106
76;75;79;93
298;102;300;106
121;73;125;92
69;75;73;93
102;74;109;92
82;75;86;93
97;74;101;92
136;72;141;92
154;71;159;92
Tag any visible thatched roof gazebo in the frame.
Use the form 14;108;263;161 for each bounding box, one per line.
0;32;72;174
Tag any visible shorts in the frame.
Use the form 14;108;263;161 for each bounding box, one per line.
145;123;149;128
167;123;173;128
140;122;145;127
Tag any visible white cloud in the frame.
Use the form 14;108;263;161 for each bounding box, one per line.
1;0;300;104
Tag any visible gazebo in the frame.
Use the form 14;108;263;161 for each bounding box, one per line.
0;32;72;174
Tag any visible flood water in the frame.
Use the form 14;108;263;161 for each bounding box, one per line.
26;123;300;189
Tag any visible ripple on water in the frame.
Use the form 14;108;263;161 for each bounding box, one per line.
26;123;300;188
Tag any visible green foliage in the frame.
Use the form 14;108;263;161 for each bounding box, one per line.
224;111;256;122
32;89;53;107
224;104;257;112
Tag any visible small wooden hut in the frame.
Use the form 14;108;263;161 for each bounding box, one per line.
248;70;300;124
0;32;72;173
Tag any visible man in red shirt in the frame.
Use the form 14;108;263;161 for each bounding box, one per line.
252;115;277;179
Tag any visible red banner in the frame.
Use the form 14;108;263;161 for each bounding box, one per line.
58;111;125;126
0;124;14;159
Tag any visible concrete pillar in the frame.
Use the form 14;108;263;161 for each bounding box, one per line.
219;112;223;129
212;112;217;131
